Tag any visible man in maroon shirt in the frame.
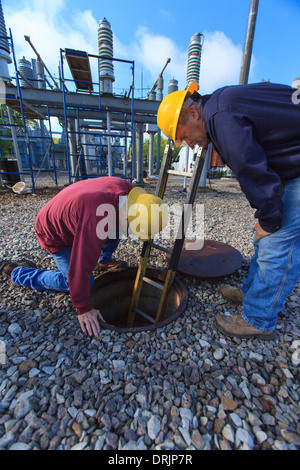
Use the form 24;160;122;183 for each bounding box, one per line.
0;177;168;337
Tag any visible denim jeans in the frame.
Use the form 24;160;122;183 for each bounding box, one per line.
241;176;300;331
11;237;120;293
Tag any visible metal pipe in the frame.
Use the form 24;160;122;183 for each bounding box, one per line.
46;105;57;186
60;47;72;184
123;113;128;177
7;106;23;175
156;129;161;173
36;58;45;89
24;35;59;89
148;132;154;177
68;118;78;182
130;61;135;182
239;0;259;85
9;29;36;193
136;122;144;184
131;122;136;180
147;58;171;97
81;124;90;176
183;145;189;191
107;110;112;176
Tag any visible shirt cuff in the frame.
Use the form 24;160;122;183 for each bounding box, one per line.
259;220;281;233
76;305;93;316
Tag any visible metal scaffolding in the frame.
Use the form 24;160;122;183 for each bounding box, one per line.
0;29;59;192
59;47;135;184
1;25;160;192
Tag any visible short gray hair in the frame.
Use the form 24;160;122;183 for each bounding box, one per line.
179;92;202;125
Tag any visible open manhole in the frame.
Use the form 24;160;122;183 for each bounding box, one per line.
90;267;188;333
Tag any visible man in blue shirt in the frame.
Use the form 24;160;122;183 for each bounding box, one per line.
157;81;300;340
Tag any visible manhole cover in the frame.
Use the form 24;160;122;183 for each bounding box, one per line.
167;239;243;279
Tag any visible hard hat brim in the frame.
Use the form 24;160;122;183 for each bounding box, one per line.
127;186;146;209
173;81;198;147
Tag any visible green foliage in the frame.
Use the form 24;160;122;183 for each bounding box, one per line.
0;106;13;158
143;134;183;165
0;105;38;159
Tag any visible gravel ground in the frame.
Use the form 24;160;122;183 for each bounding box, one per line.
0;175;299;451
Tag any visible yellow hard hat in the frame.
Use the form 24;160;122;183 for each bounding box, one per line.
127;187;168;241
157;81;198;148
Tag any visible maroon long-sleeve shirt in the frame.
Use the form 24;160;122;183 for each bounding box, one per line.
35;177;133;315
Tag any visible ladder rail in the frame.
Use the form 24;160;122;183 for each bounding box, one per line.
127;142;207;327
126;242;152;327
154;141;174;198
155;269;176;324
168;146;207;271
127;142;174;327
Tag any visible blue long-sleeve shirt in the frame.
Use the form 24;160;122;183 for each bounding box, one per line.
202;82;300;232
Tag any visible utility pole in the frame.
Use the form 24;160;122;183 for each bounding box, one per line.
239;0;259;85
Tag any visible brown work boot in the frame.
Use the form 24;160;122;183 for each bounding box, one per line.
0;259;37;279
94;260;128;273
220;284;244;305
214;314;276;340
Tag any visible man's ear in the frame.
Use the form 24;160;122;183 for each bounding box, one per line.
187;105;200;121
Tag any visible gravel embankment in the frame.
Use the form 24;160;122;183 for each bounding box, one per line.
0;176;299;450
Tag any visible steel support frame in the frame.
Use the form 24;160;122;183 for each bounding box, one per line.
0;30;59;193
60;48;136;185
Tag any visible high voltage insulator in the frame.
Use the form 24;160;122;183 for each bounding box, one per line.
0;0;12;82
98;17;115;93
186;33;204;89
18;56;34;88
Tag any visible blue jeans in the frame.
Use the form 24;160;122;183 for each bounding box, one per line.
11;237;120;293
241;176;300;331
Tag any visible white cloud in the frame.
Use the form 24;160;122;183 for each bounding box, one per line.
200;31;244;93
115;27;245;94
4;1;247;95
130;26;187;87
5;0;98;83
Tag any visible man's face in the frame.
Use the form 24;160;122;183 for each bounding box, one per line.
176;107;211;149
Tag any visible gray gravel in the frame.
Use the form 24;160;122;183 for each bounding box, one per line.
0;175;299;450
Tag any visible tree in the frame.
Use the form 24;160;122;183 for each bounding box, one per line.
143;134;183;167
0;105;38;158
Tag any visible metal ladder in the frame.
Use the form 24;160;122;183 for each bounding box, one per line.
126;141;207;327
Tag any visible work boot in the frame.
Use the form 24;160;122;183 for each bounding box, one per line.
214;314;276;340
94;260;128;273
220;284;244;305
0;259;37;279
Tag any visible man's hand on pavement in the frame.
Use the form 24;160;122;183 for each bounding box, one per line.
78;308;104;336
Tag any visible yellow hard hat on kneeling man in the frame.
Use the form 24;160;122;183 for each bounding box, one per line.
127;187;168;241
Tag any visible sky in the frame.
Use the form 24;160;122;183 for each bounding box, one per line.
2;0;300;100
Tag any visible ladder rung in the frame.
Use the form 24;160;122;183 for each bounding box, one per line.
149;242;172;255
127;143;207;328
165;169;193;178
141;276;164;291
133;307;155;324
